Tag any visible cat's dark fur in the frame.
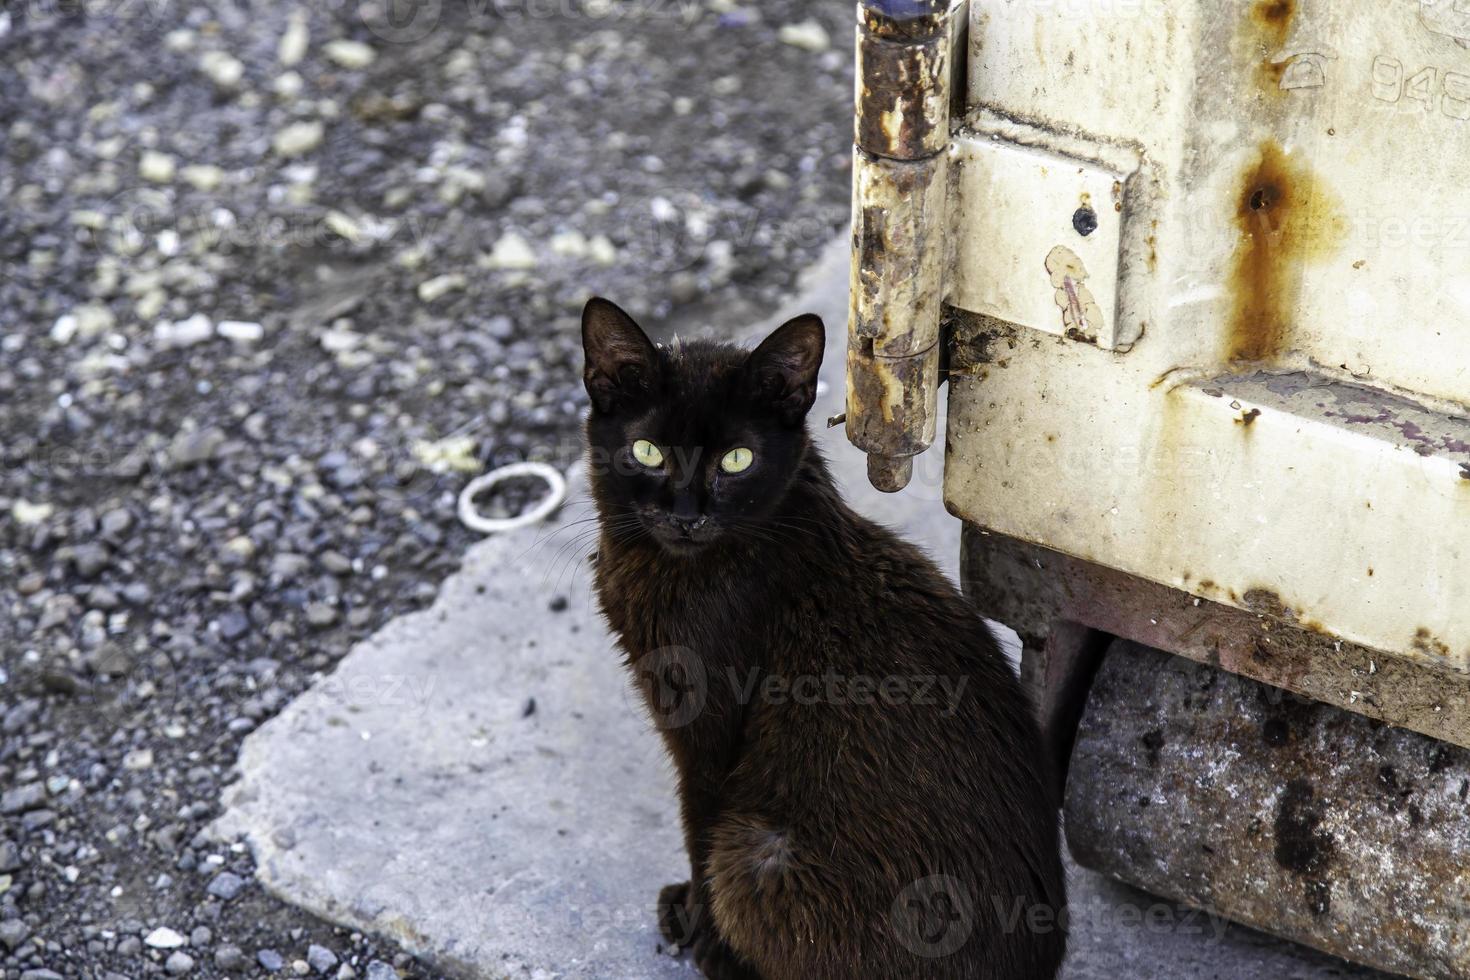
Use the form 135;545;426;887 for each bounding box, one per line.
582;297;1067;980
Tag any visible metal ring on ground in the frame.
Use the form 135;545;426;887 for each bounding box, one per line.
456;461;568;534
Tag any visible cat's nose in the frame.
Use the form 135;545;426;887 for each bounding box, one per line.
668;515;705;536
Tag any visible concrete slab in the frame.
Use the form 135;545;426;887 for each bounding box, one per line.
216;240;1385;979
216;491;694;979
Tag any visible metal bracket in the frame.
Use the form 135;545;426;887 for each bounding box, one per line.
845;0;966;492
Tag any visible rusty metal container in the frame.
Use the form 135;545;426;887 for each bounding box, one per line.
844;1;1470;974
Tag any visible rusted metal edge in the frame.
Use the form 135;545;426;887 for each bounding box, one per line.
858;0;950;43
960;524;1470;751
856;16;951;159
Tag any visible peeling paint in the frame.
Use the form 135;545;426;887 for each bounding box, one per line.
1045;245;1105;343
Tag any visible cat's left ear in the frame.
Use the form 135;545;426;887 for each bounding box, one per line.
582;297;659;414
745;314;825;425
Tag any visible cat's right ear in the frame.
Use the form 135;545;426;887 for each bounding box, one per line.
582;297;659;414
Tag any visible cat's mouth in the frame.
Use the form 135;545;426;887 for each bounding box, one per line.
642;511;719;552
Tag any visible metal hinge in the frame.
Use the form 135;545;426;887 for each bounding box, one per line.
845;0;967;492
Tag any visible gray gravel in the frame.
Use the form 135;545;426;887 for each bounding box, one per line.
0;0;852;976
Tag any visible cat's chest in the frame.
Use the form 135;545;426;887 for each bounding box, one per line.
594;545;762;659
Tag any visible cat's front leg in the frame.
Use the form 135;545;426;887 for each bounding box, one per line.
688;929;763;980
658;874;762;978
656;880;703;947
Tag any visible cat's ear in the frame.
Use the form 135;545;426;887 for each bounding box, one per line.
582;297;659;414
744;314;825;425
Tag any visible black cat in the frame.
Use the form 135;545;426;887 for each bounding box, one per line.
582;297;1067;979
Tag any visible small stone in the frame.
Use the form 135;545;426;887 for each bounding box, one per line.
217;320;264;343
278;12;309;66
165;951;196;975
123;748;154;771
140;150;177;183
273;120;325;158
258;949;286;972
20;970;63;980
72;542;111;579
323;39;376;69
306;945;338;973
12;500;54;526
199;50;245;89
145;926;188;949
274;71;304;99
214;945;246;970
154;313;214;349
486;315;514;340
101;507;134;537
169;426;226;468
779;19;830;52
1;783;46;814
305;603;339;628
324;211;364;243
17;572;44;595
74;303;115;337
417;273;466;303
319;327;363;353
549;230;588;258
218;610;250;642
0;841;21;872
479;232;536;270
206;870;246;900
50;314;79;344
22;809;56;831
271;553;311;580
320;551;353;575
363;961;396;980
588;234;618;266
180;164;225;191
190;925;212;946
0;919;29;950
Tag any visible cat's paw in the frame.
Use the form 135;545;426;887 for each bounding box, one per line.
657;881;703;948
691;933;762;980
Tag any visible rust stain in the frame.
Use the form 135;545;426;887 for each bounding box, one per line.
1238;407;1263;427
1249;0;1297;91
1251;0;1296;47
1414;629;1453;661
1227;140;1345;363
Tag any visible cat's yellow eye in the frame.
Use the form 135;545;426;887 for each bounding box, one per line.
632;439;664;468
720;447;754;474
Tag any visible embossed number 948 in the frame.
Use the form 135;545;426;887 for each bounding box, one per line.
1371;56;1470;121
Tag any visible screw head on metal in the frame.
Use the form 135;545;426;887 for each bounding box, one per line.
1072;206;1098;237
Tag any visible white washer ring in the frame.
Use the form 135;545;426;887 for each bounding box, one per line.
457;461;568;534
